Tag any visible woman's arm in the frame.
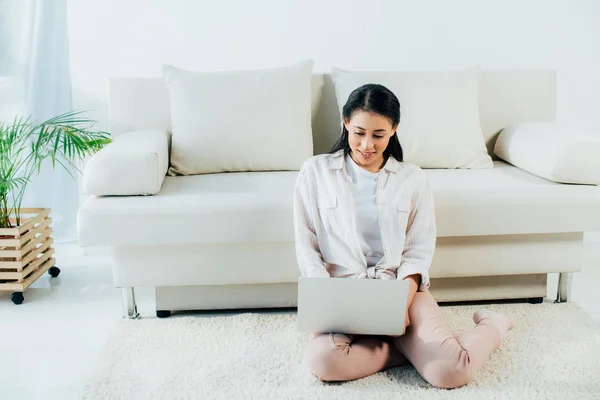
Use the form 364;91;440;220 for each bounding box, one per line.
403;274;421;328
397;175;436;292
398;175;436;329
293;164;329;278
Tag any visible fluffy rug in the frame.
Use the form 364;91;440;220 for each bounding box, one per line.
83;302;600;400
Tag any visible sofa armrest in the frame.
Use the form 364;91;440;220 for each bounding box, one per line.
494;122;600;185
83;129;170;196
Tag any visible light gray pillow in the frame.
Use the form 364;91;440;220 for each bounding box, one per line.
330;67;493;169
163;60;314;175
494;122;600;185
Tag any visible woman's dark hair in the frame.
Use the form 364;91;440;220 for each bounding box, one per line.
329;83;403;162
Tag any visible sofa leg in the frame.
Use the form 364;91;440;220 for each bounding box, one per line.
156;310;171;318
122;287;141;319
555;272;572;303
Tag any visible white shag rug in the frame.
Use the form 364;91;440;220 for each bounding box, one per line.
83;302;600;400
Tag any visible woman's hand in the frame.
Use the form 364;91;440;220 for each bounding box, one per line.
404;309;411;330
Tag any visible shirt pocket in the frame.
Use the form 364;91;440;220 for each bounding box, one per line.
317;195;340;233
395;195;412;235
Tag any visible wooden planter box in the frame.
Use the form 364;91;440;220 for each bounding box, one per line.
0;208;59;304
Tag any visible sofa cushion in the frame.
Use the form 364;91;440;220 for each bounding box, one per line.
426;161;600;237
330;67;493;169
78;171;298;247
494;122;600;185
78;161;600;247
82;130;170;196
163;60;314;175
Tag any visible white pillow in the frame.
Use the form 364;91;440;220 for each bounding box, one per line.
330;67;493;169
83;130;169;196
163;60;314;175
494;122;600;185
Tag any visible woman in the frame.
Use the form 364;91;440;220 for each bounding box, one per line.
293;83;513;389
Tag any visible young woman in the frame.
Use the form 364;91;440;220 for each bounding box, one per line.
293;83;513;389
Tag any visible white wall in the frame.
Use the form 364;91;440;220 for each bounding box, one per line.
67;0;600;131
67;0;600;241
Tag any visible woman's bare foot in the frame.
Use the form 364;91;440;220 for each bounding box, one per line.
473;310;514;340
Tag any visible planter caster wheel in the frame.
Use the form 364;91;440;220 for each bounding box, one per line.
11;292;24;305
48;266;61;277
156;310;171;318
528;297;544;304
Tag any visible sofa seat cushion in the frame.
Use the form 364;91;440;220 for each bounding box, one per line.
78;171;299;247
427;161;600;237
78;161;600;247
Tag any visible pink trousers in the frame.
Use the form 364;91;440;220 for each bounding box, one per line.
306;290;507;389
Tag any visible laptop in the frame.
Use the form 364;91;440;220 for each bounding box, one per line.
297;276;410;336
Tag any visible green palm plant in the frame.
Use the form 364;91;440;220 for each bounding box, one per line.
0;110;111;229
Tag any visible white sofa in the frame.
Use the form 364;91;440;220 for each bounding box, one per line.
78;70;600;318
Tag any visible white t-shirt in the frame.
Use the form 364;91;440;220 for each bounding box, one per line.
345;153;385;267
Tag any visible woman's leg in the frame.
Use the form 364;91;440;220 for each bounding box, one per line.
307;332;408;382
394;290;513;389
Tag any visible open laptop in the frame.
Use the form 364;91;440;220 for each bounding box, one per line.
297;276;410;336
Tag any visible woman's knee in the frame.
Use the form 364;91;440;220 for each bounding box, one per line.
307;348;340;382
421;361;474;389
307;334;352;382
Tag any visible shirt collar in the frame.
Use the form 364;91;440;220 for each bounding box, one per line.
328;150;401;173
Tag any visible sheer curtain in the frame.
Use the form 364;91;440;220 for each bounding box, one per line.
0;0;78;242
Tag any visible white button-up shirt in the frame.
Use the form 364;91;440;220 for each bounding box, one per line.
293;150;436;291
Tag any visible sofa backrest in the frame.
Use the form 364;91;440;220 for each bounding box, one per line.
109;70;556;157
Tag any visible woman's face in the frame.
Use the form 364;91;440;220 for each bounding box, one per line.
344;111;397;172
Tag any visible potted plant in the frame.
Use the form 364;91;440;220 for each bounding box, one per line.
0;111;110;304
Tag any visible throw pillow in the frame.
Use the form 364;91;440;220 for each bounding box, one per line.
330;67;493;169
494;122;600;185
163;60;314;175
